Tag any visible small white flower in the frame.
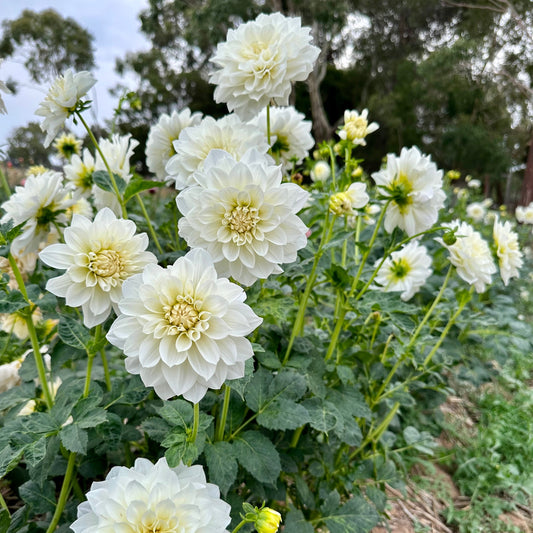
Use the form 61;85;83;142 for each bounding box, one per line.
39;208;157;328
35;69;96;147
338;109;379;145
177;149;309;286
93;134;139;215
1;171;74;254
71;458;231;533
64;148;95;196
372;146;446;236
0;308;42;340
310;161;331;182
0;358;23;393
0;59;11;115
467;178;481;189
373;241;432;301
329;182;369;215
53;132;82;160
438;220;496;293
107;248;262;403
466;201;486;222
516;202;533;224
146;108;203;180
493;217;523;285
249;106;314;171
165;114;270;190
210;12;320;120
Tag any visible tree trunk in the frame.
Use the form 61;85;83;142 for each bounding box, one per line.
521;132;533;205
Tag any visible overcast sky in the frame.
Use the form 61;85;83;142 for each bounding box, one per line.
0;0;151;149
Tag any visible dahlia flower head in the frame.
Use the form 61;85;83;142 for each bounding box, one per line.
0;358;23;394
1;170;74;255
165;114;270;190
93;133;139;215
373;241;433;301
338;109;379;146
372;146;446;236
329;182;369;216
71;458;231;533
210;12;320;120
493;217;523;286
146;108;203;180
53;132;82;160
177;149;309;286
516;202;533;224
39;208;157;328
107;248;262;403
64;148;96;197
35;69;96;147
310;160;331;182
249;106;314;171
438;220;496;293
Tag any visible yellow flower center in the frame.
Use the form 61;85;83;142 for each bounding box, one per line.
88;249;122;277
344;116;368;141
223;205;260;245
165;301;199;331
389;171;413;213
162;294;210;339
387;258;411;281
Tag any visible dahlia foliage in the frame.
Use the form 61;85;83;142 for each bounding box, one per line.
0;10;528;533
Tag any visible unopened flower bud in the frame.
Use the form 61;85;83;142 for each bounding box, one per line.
352;166;363;178
256;507;282;533
442;231;457;246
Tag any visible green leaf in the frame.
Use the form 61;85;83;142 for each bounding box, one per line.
294;474;315;510
0;291;27;313
252;295;294;322
233;431;281;485
0;382;36;410
92;170;127;194
0;445;24;478
204;441;238;496
19;480;56;514
0;509;10;532
257;398;309;431
227;358;254;400
124;175;164;202
60;424;88;454
107;375;150;406
327;387;372;419
58;314;91;350
335;416;363;447
283;509;314;533
24;436;47;467
163;428;204;467
301;398;341;433
141;417;172;443
159;399;193;429
321;496;379;533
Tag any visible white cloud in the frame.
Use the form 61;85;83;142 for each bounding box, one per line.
0;0;150;150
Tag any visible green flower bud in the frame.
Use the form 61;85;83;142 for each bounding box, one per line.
255;507;282;533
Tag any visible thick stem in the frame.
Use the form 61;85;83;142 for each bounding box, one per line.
191;402;200;445
215;385;231;441
0;490;10;517
100;346;111;391
76;112;127;219
231;519;248;533
45;452;77;533
0;166;11;198
8;253;53;408
135;194;163;255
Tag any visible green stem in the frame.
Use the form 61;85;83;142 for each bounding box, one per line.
327;144;337;190
8;253;53;408
0;490;10;517
325;307;345;363
290;425;304;448
76;111;128;219
341;217;348;268
0;166;11;198
45;452;76;533
282;212;335;364
100;346;111;391
354;215;362;265
135;193;163;255
231;519;248;533
216;385;231;441
191;402;200;444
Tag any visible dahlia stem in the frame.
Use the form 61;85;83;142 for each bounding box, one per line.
231;519;248;533
216;384;231;441
100;345;111;391
282;211;335;365
191;402;200;445
0;491;9;517
45;452;76;533
354;214;362;265
0;166;11;198
75;111;128;219
135;193;164;255
8;253;53;409
327;144;337;190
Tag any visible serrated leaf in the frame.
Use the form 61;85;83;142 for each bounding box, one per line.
0;382;36;410
19;480;56;514
163;429;204;467
124;175;164;202
58;314;91;350
227;358;254;400
24;436;47;467
327;387;372;419
0;445;24;478
302;398;341;433
60;424;88;454
233;431;281;485
92;170;127;194
0;509;10;532
204;441;238;495
294;474;315;509
244;367;272;412
335;416;363;447
159;399;193;428
257;398;309;430
107;375;150;406
283;509;314;533
0;291;27;313
141;417;172;443
321;496;379;533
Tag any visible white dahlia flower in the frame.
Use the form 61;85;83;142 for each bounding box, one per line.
310;160;331;182
0;59;11;115
165;114;270;190
493;218;523;285
438;220;496;293
466;201;486;223
329;182;370;215
0;358;23;393
93;134;139;215
249;106;314;171
338;109;379;146
372;146;446;236
373;241;432;301
71;458;231;533
1;171;73;254
516;202;533;224
210;12;320;120
53;132;82;160
64;148;95;196
467;178;481;189
39;208;157;328
35;69;96;147
107;248;262;403
177;149;309;286
146;108;203;180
